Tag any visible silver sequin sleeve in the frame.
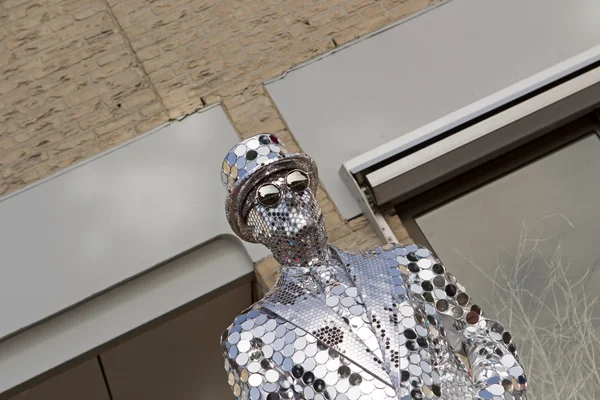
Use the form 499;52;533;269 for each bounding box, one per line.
220;307;298;400
401;244;528;399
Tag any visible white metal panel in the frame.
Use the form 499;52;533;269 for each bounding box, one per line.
0;237;254;395
0;106;268;342
348;44;600;176
266;0;600;218
367;66;600;191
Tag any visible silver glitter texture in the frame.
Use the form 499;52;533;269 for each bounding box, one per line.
246;170;328;267
222;134;319;243
220;136;527;400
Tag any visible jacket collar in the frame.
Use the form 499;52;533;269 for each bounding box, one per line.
335;246;407;389
259;246;393;387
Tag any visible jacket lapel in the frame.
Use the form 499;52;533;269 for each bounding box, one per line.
334;246;406;390
260;273;392;386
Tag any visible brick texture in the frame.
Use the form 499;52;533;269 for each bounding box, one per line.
110;0;440;119
0;0;168;196
0;0;437;290
0;0;438;196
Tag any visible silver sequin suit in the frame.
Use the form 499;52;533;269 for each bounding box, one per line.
220;134;528;400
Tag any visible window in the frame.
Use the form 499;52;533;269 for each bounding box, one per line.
396;115;600;399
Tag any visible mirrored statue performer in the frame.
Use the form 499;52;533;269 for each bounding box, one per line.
220;134;527;400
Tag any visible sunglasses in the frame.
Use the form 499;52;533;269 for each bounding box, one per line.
256;170;310;208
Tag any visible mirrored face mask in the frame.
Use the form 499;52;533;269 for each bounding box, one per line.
245;170;328;267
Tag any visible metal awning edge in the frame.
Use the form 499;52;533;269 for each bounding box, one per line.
343;44;600;176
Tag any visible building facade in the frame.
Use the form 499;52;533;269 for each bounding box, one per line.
2;0;600;399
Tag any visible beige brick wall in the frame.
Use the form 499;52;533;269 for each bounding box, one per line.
0;0;169;195
108;0;439;119
0;0;437;290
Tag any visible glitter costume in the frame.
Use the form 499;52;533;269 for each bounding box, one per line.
220;134;527;400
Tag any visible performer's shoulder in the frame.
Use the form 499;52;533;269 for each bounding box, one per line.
220;303;278;346
384;242;432;252
381;242;438;259
337;242;436;261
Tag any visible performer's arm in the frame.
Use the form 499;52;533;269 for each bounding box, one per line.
220;308;300;399
398;244;528;399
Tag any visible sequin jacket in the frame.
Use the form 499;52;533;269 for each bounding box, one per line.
221;244;527;400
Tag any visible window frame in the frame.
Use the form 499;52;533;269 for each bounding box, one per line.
395;114;600;248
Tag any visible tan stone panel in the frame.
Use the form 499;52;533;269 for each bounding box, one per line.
12;118;63;145
316;13;362;38
94;114;141;136
333;27;359;46
47;14;77;32
72;2;107;21
151;0;191;16
47;131;97;158
79;33;125;59
111;0;142;18
218;38;243;56
90;56;137;82
362;3;386;18
324;209;345;230
356;234;384;250
309;6;348;28
78;108;114;130
34;146;89;178
344;0;378;13
63;11;113;39
328;223;353;243
94;46;129;67
119;88;157;111
332;229;375;250
0;0;167;197
348;215;369;232
136;44;160;62
60;0;102;14
0;137;15;153
227;95;272;122
140;101;165;118
95;127;136;152
134;111;169;133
